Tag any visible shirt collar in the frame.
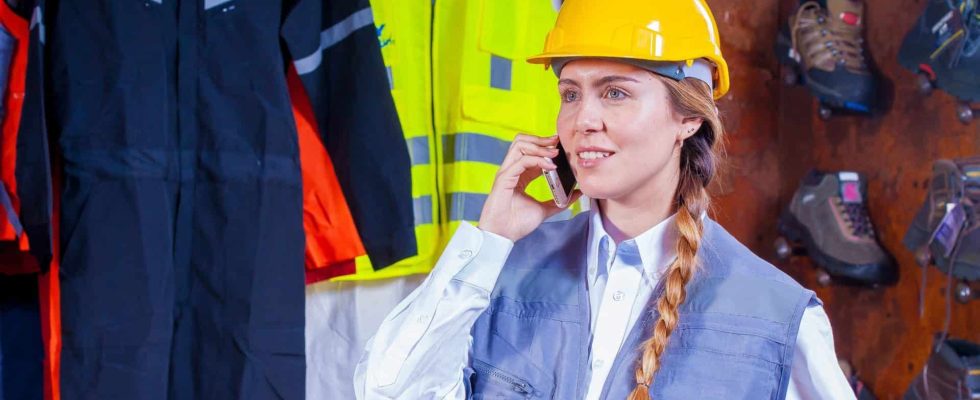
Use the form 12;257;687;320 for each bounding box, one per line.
586;200;679;286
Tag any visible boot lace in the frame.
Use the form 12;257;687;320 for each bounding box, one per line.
791;1;868;73
834;198;876;238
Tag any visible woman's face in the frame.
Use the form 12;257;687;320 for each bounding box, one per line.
556;58;701;204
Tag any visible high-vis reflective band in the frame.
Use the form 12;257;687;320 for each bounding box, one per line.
294;8;375;75
490;55;512;90
407;136;430;166
414;196;433;225
204;0;233;11
30;7;43;44
447;192;487;222
443;133;510;165
446;192;571;223
0;186;22;237
546;209;573;222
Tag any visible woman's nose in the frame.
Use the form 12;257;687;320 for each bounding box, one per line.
573;98;603;135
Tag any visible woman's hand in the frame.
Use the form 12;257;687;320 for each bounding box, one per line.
478;134;581;242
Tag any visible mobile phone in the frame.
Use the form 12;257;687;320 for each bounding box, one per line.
543;141;576;208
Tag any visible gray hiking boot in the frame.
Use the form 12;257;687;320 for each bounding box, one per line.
903;156;980;282
778;170;898;285
904;335;980;400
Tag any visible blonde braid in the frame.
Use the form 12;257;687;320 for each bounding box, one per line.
627;76;723;399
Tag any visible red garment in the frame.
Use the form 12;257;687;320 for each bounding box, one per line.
286;68;365;282
38;155;61;400
0;1;31;258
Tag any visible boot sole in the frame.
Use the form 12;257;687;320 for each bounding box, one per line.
778;210;899;285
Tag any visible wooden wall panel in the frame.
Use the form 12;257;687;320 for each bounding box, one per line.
707;0;979;398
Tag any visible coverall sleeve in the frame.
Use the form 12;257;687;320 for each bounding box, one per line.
354;222;514;400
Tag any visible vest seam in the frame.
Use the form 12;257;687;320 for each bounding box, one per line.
675;325;792;345
486;306;582;323
680;310;793;325
492;294;579;306
668;346;787;367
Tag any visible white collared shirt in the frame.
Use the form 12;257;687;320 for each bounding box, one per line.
583;209;678;399
354;211;856;399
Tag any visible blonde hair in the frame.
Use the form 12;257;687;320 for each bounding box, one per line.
627;76;724;399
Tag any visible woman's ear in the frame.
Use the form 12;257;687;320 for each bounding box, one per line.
678;117;704;141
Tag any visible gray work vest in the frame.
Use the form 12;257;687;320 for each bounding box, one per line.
463;213;817;399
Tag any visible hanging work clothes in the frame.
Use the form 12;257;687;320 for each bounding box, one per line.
282;0;416;271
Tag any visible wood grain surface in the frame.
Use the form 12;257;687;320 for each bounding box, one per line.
707;0;979;397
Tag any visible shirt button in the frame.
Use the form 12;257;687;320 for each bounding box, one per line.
593;359;605;369
417;314;430;325
612;291;625;301
458;249;474;259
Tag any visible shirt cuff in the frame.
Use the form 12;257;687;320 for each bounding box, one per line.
452;223;514;292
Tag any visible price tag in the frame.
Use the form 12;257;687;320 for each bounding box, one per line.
929;202;967;257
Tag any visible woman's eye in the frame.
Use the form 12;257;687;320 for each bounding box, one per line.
606;88;625;99
561;90;579;103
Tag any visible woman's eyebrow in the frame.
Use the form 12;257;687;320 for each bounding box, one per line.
593;75;640;87
559;75;640;88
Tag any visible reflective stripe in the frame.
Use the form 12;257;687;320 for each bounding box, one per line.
490;55;512;90
447;192;486;222
413;196;433;225
294;8;375;75
30;6;43;44
0;185;22;237
407;136;430;166
444;133;510;165
447;193;573;223
386;65;394;89
203;0;232;10
294;51;322;77
545;209;572;223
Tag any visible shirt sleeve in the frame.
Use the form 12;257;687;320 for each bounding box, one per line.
354;222;514;400
786;304;857;400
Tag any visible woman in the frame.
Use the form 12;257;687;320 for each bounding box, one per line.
355;0;855;398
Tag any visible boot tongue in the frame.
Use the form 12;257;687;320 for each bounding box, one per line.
828;0;863;30
838;171;863;204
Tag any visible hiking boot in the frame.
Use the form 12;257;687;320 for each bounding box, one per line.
898;0;980;124
778;170;898;285
903;156;980;281
776;0;879;118
904;335;980;399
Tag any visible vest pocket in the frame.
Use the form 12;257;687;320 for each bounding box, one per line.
471;359;552;399
653;327;784;399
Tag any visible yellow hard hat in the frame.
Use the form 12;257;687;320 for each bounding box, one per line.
527;0;730;99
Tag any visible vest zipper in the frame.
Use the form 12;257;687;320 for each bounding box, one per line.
473;360;535;397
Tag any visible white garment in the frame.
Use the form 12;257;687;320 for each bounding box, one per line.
305;275;424;400
354;219;856;400
583;211;677;399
